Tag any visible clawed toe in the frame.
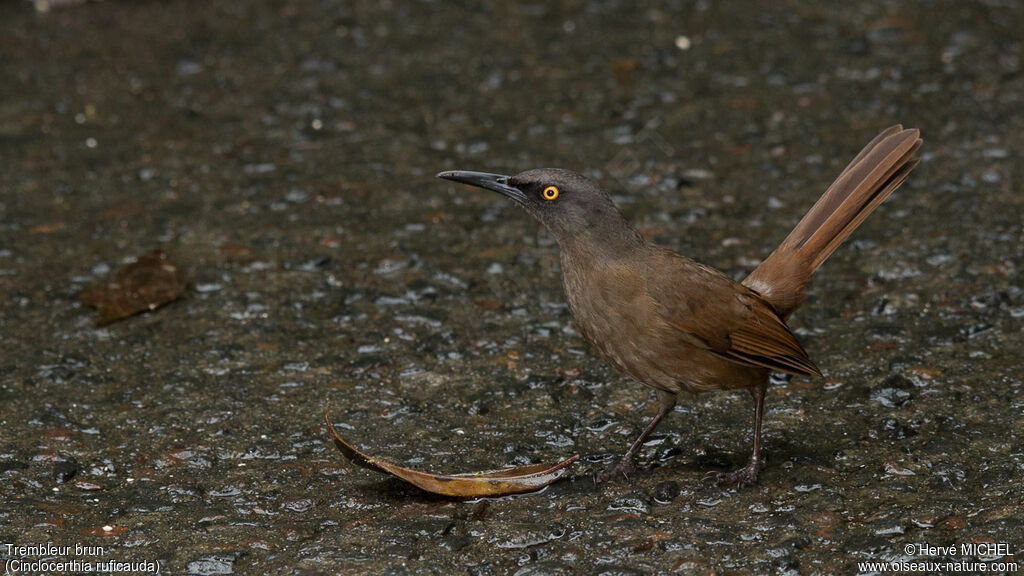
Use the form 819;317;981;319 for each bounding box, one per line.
701;470;722;484
594;457;637;484
703;461;763;488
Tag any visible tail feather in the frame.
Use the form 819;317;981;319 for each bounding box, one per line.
811;155;919;270
744;126;922;317
833;125;904;184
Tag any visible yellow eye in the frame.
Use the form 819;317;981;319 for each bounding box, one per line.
542;185;559;201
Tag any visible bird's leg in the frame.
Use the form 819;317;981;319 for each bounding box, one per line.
597;389;676;483
706;381;767;488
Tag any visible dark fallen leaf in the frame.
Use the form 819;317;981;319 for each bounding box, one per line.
80;249;187;325
325;402;579;498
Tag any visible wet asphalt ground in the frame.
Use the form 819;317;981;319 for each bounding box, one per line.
1;1;1022;574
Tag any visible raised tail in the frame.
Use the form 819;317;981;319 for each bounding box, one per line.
743;126;922;318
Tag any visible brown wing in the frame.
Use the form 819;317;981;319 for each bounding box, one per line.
647;250;821;377
725;297;822;375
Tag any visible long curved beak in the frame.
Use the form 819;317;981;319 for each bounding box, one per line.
436;170;528;205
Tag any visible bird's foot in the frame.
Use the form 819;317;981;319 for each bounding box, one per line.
703;460;763;488
594;456;638;484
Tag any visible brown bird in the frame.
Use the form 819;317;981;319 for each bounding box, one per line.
438;125;921;486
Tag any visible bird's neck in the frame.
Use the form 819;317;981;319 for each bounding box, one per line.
554;214;647;264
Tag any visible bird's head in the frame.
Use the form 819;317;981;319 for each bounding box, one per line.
437;168;635;246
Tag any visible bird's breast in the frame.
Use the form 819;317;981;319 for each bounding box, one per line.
560;253;678;390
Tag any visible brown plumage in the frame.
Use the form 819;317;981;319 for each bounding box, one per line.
438;126;922;486
745;125;922;317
